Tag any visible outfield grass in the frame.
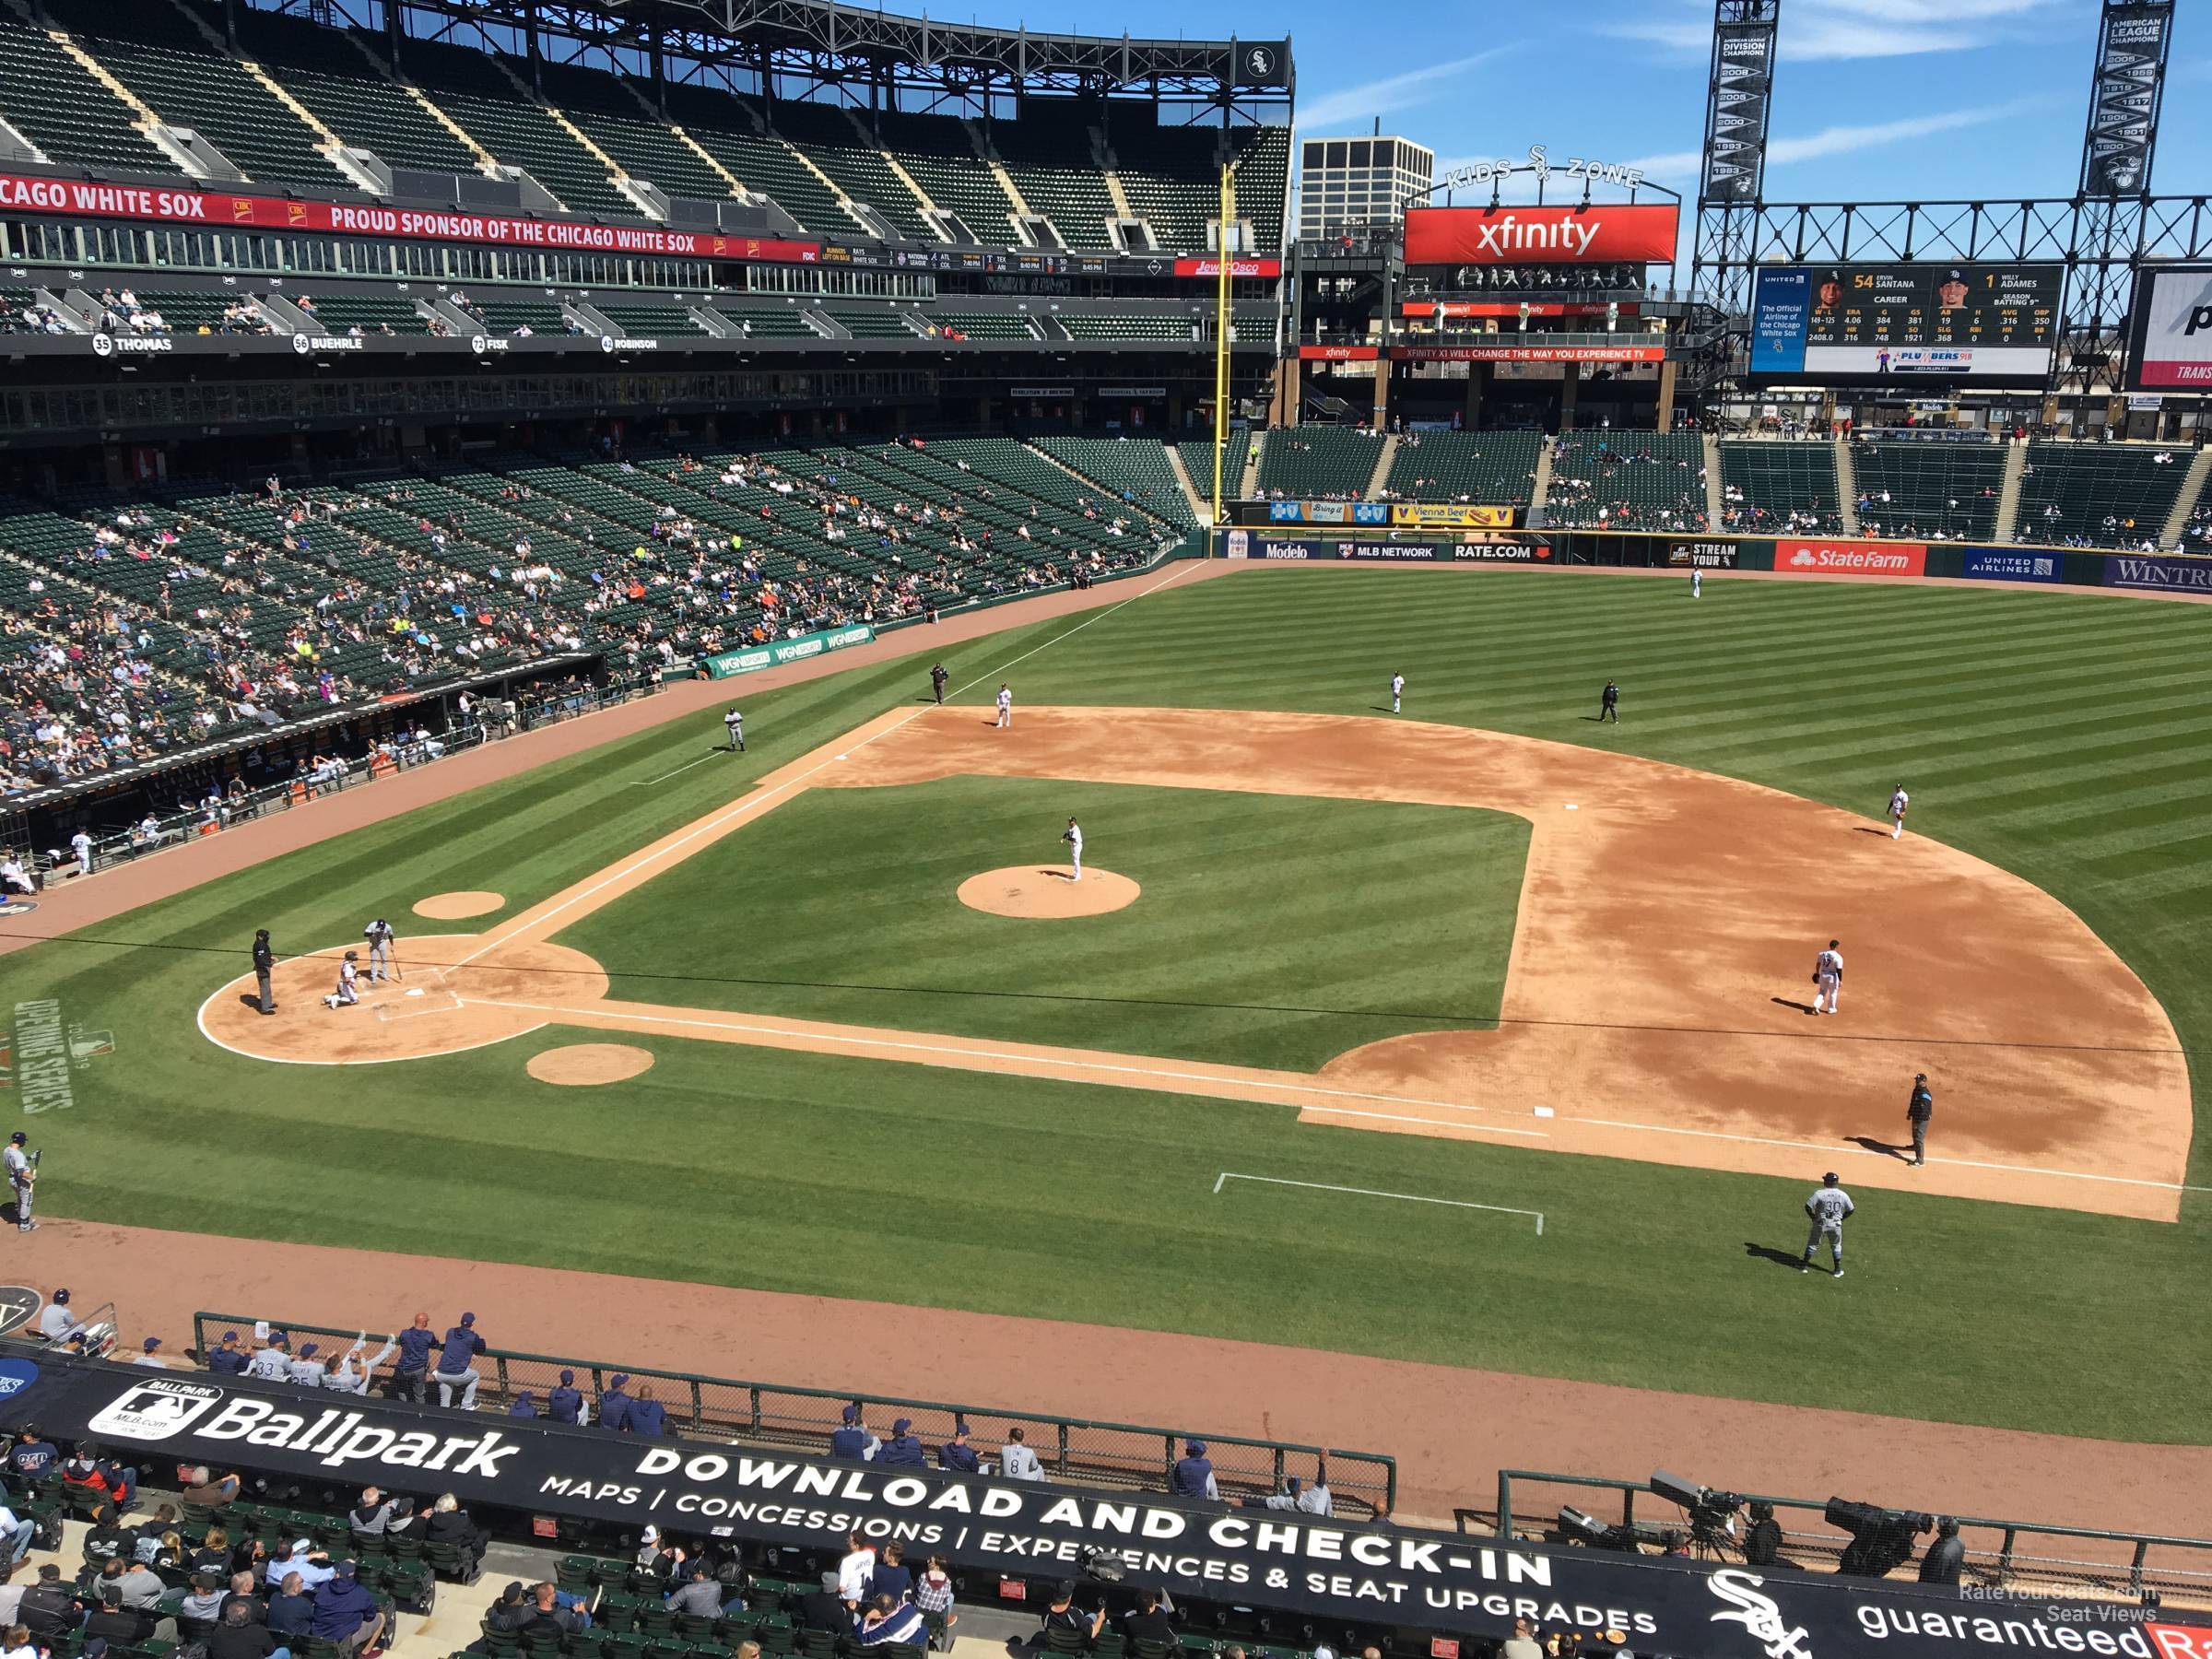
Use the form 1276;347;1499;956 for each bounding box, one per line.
9;565;2210;1443
557;776;1528;1070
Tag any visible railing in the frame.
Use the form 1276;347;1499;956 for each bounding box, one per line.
1467;1471;2212;1610
190;1312;1393;1517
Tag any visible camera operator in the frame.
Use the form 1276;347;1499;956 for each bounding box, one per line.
1742;1503;1784;1568
1919;1518;1965;1586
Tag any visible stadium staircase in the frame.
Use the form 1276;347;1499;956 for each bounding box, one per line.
1163;444;1211;525
1995;441;2028;543
1365;434;1399;502
1701;434;1724;529
1832;439;1860;535
1529;440;1555;522
159;0;379;193
2160;448;2212;549
1238;440;1262;500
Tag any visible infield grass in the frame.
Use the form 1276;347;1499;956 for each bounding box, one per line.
9;564;2211;1443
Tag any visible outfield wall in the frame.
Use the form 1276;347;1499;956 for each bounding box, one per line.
1209;526;2210;591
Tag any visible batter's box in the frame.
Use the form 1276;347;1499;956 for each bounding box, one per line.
376;988;462;1020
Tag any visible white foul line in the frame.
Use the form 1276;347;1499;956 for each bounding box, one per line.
457;559;1205;969
629;752;724;786
1214;1171;1545;1235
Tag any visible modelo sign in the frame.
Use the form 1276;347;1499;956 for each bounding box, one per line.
1404;205;1678;266
1776;538;1926;577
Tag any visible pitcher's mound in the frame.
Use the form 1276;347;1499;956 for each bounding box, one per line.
957;865;1139;919
414;890;504;919
527;1043;654;1086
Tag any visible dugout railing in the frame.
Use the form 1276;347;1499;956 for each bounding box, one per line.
1463;1470;2212;1609
190;1312;1394;1515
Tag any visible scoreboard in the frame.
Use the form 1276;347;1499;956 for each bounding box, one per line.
1749;263;2061;382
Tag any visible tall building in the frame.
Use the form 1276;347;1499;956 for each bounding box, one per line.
1297;135;1434;239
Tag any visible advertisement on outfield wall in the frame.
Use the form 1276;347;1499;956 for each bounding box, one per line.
1959;547;2065;584
0;1356;2191;1659
1250;536;1556;562
702;624;873;678
0;171;820;262
2102;553;2212;592
1391;504;1517;529
1661;539;1744;570
1403;205;1679;266
2125;265;2212;388
1775;539;1927;576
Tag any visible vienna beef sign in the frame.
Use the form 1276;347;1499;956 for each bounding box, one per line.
9;1358;2195;1659
0;171;819;264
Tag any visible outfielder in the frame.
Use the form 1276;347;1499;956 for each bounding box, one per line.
995;684;1013;729
1062;817;1083;883
1888;783;1909;841
1801;1172;1854;1277
4;1133;33;1233
323;950;361;1009
1390;672;1405;713
1812;938;1843;1015
724;706;746;753
363;917;397;982
1691;568;1702;600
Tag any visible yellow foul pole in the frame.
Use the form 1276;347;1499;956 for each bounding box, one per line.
1210;159;1236;531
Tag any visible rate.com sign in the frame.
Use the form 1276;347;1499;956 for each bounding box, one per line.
1777;538;1927;577
1404;205;1679;265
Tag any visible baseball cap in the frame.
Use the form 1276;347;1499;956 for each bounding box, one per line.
460;1312;476;1326
612;1373;630;1388
142;1337;161;1352
893;1418;912;1435
222;1332;240;1344
83;1641;109;1659
559;1370;575;1385
820;1571;841;1594
291;1538;314;1554
1823;1171;1840;1183
7;1132;23;1145
841;1405;859;1424
641;1524;659;1543
298;1343;318;1359
1185;1441;1206;1456
336;1561;359;1579
952;1420;971;1437
53;1289;68;1304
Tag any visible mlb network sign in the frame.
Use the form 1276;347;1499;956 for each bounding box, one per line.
1776;539;1927;577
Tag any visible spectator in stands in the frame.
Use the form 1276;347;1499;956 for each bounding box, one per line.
1039;1583;1102;1646
626;1384;667;1438
547;1370;586;1425
666;1560;746;1620
5;1427;54;1480
191;1526;233;1575
114;1558;166;1613
597;1373;634;1431
878;1418;925;1467
307;1560;384;1658
182;1465;241;1510
0;1499;28;1571
1500;1617;1542;1659
913;1558;956;1651
433;1312;487;1409
206;1597;284;1659
865;1542;912;1605
224;1563;265;1618
1113;1587;1175;1647
800;1572;848;1636
389;1312;435;1403
15;1568;75;1641
837;1533;877;1605
347;1488;411;1540
264;1574;314;1637
938;1422;980;1474
855;1593;929;1649
265;1540;334;1592
177;1572;229;1626
1171;1441;1218;1501
1001;1427;1043;1481
422;1494;486;1574
830;1403;879;1460
83;1505;135;1564
88;1583;165;1647
514;1582;586;1639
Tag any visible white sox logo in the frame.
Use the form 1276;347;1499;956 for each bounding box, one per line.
1708;1569;1813;1659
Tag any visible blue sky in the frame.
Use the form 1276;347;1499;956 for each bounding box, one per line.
1000;0;2207;209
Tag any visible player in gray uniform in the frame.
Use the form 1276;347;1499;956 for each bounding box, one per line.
363;919;396;982
4;1134;32;1232
1801;1172;1854;1277
724;707;746;753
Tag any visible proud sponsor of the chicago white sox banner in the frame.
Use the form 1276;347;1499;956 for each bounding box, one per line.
3;1356;2196;1659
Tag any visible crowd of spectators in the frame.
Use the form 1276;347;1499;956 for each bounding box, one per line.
1543;437;1707;531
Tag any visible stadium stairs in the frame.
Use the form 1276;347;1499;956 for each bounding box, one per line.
2160;448;2212;548
1364;435;1398;502
1701;434;1724;528
1831;439;1860;535
1995;441;2028;544
1530;441;1556;522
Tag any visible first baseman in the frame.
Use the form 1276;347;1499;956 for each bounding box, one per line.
1801;1172;1854;1277
1062;817;1083;882
995;684;1013;729
1888;783;1909;841
1812;938;1843;1015
724;706;746;752
1390;672;1405;713
363;917;396;982
5;1132;33;1232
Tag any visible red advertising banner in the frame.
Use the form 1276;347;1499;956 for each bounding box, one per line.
1171;256;1283;278
1401;300;1638;318
1404;204;1679;265
1299;344;1382;360
0;171;820;263
1776;537;1927;576
1389;343;1666;363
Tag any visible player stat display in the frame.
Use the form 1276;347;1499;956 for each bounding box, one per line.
1749;263;2060;381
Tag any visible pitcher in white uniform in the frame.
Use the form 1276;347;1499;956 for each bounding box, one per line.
995;684;1012;729
1062;818;1083;882
1888;784;1909;840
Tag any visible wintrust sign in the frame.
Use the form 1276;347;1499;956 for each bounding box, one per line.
1404;205;1679;266
1777;539;1926;577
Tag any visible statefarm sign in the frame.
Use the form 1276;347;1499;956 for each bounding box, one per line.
1404;204;1679;265
0;172;820;264
1776;538;1927;577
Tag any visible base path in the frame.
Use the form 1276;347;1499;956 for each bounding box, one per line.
198;705;2191;1220
15;1218;2207;1540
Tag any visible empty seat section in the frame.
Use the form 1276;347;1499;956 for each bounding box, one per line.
1382;431;1542;506
536;60;732;202
2016;441;2189;547
395;34;630;217
874;111;1016;243
1542;432;1705;528
994;112;1120;249
1850;440;2007;542
1254;428;1383;500
1056;312;1200;341
0;16;175;174
1719;441;1845;535
769;103;932;241
930;312;1036;340
663;86;848;233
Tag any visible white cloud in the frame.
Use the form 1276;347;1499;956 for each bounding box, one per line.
1622;98;2053;182
1600;0;2063;61
1293;49;1514;135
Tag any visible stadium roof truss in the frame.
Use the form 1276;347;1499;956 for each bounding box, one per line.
308;0;1290;108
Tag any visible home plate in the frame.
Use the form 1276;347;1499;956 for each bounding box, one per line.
1564;804;1580;811
406;988;426;998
